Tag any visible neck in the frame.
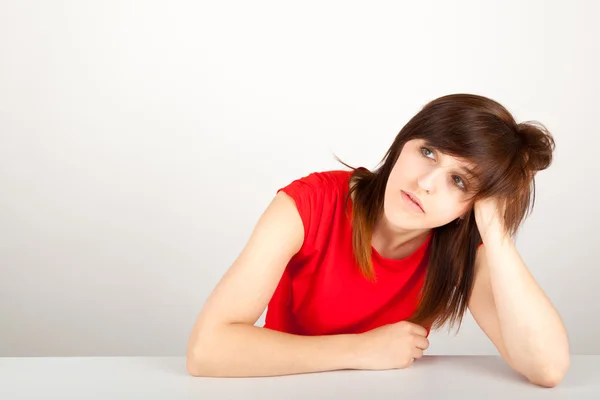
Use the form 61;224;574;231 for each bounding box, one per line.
371;215;431;259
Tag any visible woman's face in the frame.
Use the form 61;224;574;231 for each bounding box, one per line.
383;138;478;229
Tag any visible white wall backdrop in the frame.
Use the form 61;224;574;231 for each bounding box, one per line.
1;0;598;356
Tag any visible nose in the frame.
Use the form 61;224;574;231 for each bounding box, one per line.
417;168;443;194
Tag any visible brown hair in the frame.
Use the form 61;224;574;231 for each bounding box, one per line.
336;93;555;331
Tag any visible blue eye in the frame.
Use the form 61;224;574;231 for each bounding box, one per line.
421;147;434;158
452;175;466;189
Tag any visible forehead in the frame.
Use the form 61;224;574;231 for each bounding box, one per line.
446;154;476;172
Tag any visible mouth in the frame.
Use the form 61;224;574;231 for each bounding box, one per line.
402;190;425;213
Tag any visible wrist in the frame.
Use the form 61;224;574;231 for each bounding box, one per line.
480;220;509;245
341;333;366;370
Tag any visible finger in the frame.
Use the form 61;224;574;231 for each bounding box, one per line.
414;336;430;350
412;348;424;359
409;323;428;337
399;321;428;336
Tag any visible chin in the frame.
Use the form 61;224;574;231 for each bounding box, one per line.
389;213;424;230
382;211;405;228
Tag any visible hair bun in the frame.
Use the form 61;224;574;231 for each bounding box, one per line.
516;121;555;172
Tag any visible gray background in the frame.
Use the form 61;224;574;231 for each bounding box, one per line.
1;0;598;357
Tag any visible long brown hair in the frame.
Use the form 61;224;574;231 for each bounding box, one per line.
336;93;555;331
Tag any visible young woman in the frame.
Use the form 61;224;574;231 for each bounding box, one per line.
186;94;570;387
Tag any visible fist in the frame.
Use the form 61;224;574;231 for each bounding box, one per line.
355;321;430;370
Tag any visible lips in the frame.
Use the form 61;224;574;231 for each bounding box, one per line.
403;191;424;212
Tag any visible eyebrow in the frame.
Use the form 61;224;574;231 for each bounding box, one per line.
442;154;476;177
457;165;476;176
423;142;478;178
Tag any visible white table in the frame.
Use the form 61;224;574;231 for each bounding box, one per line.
0;355;597;399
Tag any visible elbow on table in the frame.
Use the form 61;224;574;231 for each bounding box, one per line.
186;328;225;378
186;351;200;377
526;356;570;388
186;344;215;377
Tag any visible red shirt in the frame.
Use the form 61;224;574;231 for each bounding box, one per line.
264;169;432;336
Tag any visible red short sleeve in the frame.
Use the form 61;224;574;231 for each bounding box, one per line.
276;171;335;254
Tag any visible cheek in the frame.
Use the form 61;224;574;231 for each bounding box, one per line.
432;198;468;220
383;189;400;217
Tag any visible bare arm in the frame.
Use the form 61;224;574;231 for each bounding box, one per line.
186;192;363;377
469;236;570;388
188;323;362;377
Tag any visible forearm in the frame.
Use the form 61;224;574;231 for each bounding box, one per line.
187;323;361;377
483;232;570;379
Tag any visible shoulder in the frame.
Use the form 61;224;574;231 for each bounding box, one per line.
294;169;354;186
275;169;354;251
277;169;354;197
